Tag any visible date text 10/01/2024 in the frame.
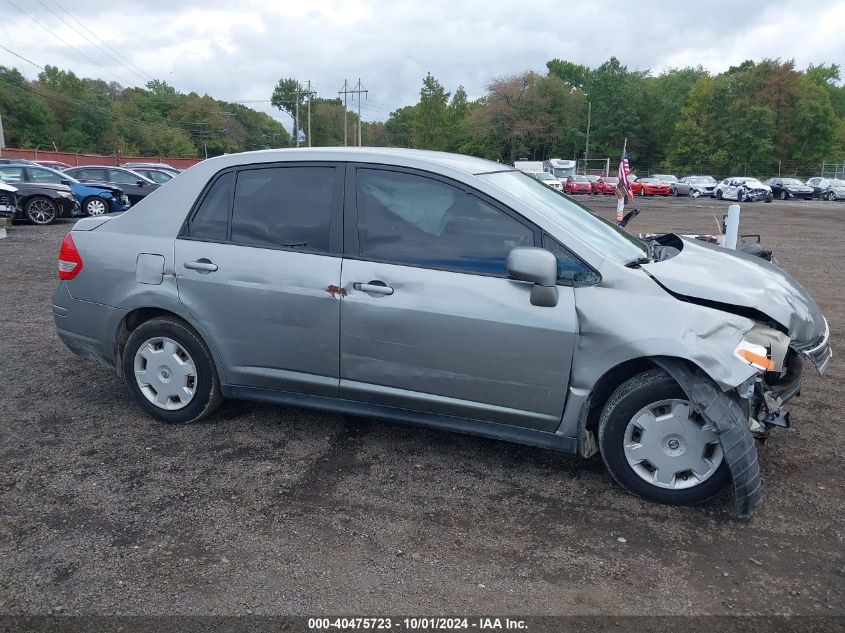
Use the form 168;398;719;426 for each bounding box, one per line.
308;617;528;630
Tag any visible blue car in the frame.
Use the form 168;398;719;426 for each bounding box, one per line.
0;163;130;216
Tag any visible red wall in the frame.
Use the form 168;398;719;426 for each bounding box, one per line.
0;148;201;169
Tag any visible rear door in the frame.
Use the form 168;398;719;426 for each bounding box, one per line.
175;162;344;396
338;165;580;431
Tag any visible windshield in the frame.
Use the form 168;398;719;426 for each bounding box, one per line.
33;166;81;184
552;167;574;178
572;175;588;182
603;177;619;185
744;179;763;187
537;173;556;181
480;171;646;264
781;178;803;186
832;179;845;187
690;176;715;184
654;175;678;182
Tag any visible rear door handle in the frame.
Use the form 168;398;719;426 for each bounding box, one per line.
183;259;218;272
354;281;394;296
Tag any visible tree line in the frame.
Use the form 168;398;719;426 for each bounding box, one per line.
3;57;843;178
0;65;290;157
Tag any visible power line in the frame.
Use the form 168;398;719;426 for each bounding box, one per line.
5;0;136;86
50;0;156;83
35;0;150;84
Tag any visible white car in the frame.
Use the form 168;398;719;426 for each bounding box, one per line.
528;170;563;191
714;177;773;203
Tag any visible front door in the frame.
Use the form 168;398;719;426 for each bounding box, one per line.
175;163;344;396
338;166;578;431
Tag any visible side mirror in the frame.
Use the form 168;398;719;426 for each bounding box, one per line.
60;179;71;186
137;180;146;187
506;247;559;307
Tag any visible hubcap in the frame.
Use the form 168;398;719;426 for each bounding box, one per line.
133;337;197;410
87;199;106;215
28;199;56;224
623;399;723;490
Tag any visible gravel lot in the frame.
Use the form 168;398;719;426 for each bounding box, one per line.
0;195;842;617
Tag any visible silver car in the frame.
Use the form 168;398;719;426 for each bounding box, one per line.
672;175;717;197
52;148;831;518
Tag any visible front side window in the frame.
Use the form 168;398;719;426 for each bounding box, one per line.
356;169;533;275
109;169;142;185
29;168;64;183
543;235;600;286
230;166;335;252
479;170;646;265
186;172;233;242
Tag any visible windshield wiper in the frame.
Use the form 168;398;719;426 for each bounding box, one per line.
625;256;651;268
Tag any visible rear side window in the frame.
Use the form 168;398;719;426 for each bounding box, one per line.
230;166;334;252
187;172;233;241
356;169;533;275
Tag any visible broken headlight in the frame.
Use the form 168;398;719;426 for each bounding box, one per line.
734;324;790;373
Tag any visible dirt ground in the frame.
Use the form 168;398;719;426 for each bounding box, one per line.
0;194;842;618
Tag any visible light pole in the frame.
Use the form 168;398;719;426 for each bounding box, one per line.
584;99;591;170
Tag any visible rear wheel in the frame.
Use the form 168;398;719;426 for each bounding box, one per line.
24;196;58;225
83;196;107;216
122;317;223;424
598;369;729;506
825;191;835;201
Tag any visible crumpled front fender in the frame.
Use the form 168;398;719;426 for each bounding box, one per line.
653;357;762;519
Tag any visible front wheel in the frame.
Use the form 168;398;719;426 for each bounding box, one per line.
598;369;729;506
765;192;773;203
715;189;723;199
83;196;108;216
24;196;58;225
779;190;787;200
122;317;223;424
825;191;835;201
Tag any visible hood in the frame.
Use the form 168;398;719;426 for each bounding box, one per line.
641;236;825;343
75;182;123;196
15;182;73;194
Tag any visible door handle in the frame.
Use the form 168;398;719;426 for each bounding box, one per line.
183;259;218;272
354;281;394;296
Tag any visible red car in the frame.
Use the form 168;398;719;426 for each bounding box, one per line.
636;177;671;196
34;160;72;170
593;176;619;195
564;175;593;194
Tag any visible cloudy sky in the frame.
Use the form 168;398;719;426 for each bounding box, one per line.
2;0;844;131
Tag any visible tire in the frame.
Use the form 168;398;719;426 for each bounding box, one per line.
24;196;58;225
715;189;723;199
598;369;729;506
673;187;680;197
779;190;787;200
825;191;835;201
122;316;223;424
765;193;773;203
83;196;108;216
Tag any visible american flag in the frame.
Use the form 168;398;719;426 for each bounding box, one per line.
618;151;632;195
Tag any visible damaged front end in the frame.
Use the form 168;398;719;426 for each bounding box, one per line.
654;318;831;519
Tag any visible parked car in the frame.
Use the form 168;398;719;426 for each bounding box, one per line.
543;158;577;180
34;160;72;170
635;177;671;196
121;162;182;177
593;176;619;195
0;163;130;216
651;174;678;184
0;182;18;218
528;171;563;191
130;167;175;184
584;174;601;193
51;148;831;517
1;180;79;225
563;175;593;194
764;178;814;200
672;176;717;197
0;158;35;165
714;177;773;202
806;177;845;201
65;166;160;205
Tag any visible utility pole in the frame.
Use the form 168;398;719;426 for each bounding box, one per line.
0;111;5;157
339;79;351;146
304;80;316;147
584;100;591;167
292;81;317;147
294;82;300;148
354;78;367;147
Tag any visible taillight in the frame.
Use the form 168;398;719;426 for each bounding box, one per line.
58;233;83;280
